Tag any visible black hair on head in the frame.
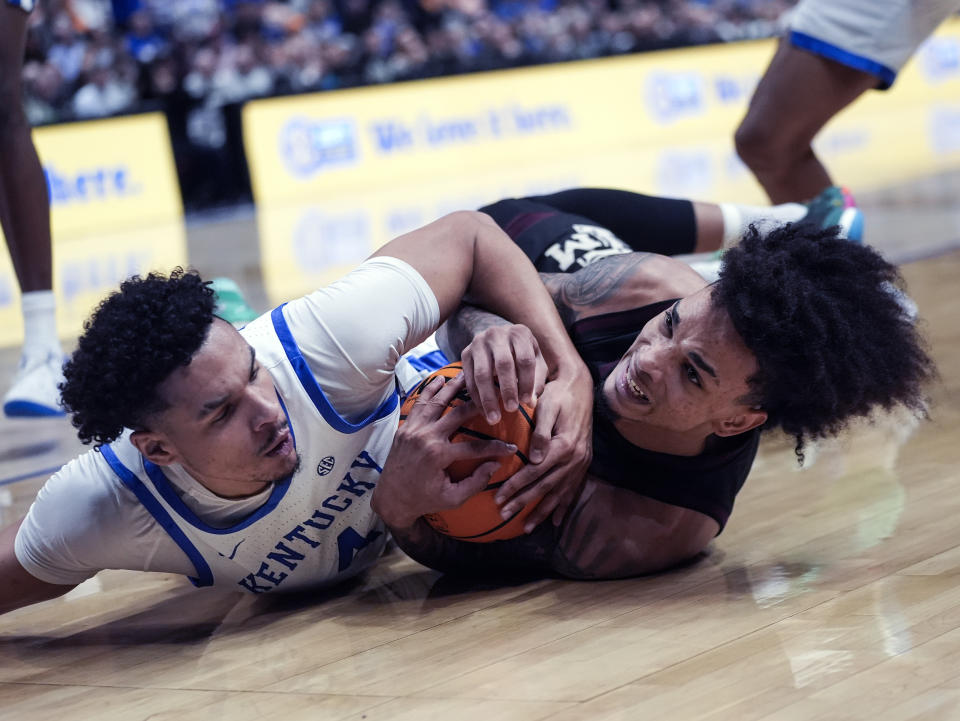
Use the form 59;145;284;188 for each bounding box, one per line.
714;222;935;461
60;268;216;446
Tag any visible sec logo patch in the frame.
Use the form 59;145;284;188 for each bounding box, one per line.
317;456;335;476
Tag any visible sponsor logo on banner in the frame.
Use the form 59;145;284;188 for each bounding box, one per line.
276;103;573;179
281;117;360;177
928;104;960;152
45;164;143;206
367;104;572;155
245;16;960;220
645;71;705;123
645;70;758;124
31;113;182;238
920;36;960;82
712;72;758;104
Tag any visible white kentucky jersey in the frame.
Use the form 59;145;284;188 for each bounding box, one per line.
15;257;440;594
96;304;399;593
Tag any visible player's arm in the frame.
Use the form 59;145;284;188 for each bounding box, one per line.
372;211;593;525
551;478;719;578
387;514;559;576
0;520;77;615
439;251;705;358
371;210;590;403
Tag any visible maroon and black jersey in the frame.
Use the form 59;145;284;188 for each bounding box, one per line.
570;304;760;533
490;193;757;533
481;189;698;271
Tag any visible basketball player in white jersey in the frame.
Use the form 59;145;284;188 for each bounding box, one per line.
0;210;593;613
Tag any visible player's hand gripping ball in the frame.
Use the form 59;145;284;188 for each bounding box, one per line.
399;363;539;542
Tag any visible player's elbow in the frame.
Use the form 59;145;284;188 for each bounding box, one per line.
0;521;78;615
436;210;494;238
425;210;490;268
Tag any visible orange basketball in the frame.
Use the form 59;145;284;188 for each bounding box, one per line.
399;363;540;542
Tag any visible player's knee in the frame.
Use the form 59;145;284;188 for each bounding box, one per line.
734;118;779;172
735;115;811;175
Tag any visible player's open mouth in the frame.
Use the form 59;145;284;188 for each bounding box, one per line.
265;431;292;457
622;366;650;404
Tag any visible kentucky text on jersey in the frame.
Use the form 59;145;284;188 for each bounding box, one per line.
237;450;384;593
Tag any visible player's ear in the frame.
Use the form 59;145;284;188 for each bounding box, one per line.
130;430;178;465
713;408;767;437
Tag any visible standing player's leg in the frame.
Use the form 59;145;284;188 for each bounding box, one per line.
734;39;877;204
0;3;65;417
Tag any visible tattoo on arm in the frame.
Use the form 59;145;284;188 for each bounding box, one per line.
439;252;651;359
538;274;577;328
552;253;652;314
438;303;511;359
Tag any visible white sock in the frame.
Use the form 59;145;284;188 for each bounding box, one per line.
20;290;62;362
719;202;807;249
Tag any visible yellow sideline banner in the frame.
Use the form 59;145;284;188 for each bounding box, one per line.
243;40;769;205
39;113;182;238
0;113;186;347
245;19;960;303
244;19;960;207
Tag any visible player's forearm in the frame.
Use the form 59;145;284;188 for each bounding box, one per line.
373;211;583;378
460;213;586;380
436;304;511;360
0;521;76;615
438;273;575;361
385;517;470;574
389;516;559;575
0;575;73;616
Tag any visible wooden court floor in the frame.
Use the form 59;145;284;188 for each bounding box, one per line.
1;187;959;721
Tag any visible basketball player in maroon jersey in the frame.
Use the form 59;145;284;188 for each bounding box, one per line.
373;189;933;579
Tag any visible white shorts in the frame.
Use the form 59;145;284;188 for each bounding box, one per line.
5;0;35;11
788;0;960;88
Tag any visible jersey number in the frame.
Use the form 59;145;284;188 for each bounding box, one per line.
337;527;383;572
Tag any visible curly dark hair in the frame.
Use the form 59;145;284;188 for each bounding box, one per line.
714;222;935;460
60;268;217;446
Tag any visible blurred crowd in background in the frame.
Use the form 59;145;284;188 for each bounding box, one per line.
22;0;796;208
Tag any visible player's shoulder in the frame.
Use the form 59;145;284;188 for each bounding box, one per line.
283;255;434;324
627;254;708;302
34;443;141;522
554;253;707;321
17;441;158;585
